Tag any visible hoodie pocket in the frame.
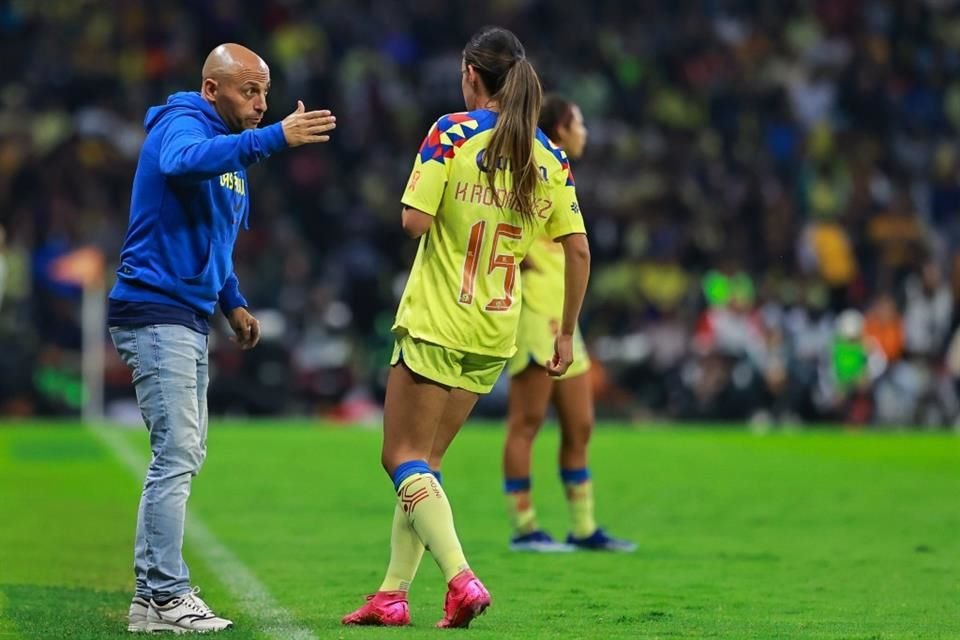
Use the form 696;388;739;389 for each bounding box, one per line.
179;238;214;283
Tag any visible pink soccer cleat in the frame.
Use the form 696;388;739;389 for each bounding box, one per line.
341;590;410;626
436;570;491;628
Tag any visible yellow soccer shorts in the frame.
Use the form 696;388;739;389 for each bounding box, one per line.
391;334;508;394
507;306;591;380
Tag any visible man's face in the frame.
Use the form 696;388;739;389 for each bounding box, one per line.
205;68;270;132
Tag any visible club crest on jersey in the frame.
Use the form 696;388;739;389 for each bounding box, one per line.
407;170;421;192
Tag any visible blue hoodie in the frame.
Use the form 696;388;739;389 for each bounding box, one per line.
109;92;287;318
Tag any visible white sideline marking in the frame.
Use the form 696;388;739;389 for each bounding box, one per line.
91;425;318;640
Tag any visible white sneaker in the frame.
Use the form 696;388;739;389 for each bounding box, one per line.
127;596;151;633
147;587;233;633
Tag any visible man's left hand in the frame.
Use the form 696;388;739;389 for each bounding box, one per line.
226;307;261;350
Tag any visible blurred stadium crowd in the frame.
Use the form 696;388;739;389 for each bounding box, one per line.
3;0;960;427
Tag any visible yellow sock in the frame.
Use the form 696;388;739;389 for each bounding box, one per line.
565;479;597;538
506;491;539;535
398;472;469;582
378;504;424;592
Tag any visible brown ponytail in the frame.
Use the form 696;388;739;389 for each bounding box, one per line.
463;27;543;225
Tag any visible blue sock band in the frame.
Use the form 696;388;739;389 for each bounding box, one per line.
392;460;431;491
431;469;443;486
504;477;531;493
560;467;590;485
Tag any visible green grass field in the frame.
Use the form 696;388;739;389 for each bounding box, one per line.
0;421;958;639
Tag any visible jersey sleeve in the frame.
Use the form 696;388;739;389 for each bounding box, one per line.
544;152;586;240
400;119;452;216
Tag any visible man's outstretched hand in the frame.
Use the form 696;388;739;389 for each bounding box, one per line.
281;100;337;147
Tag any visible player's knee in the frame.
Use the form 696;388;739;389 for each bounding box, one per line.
510;410;546;439
561;422;592;451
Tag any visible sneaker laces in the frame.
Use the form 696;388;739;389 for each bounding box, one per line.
181;587;214;616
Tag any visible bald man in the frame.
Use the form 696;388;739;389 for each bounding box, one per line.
109;43;336;634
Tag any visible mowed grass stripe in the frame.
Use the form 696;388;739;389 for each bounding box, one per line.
0;426;140;640
0;425;292;639
91;425;318;640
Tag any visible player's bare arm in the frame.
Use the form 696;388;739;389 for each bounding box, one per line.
547;232;589;377
401;206;433;239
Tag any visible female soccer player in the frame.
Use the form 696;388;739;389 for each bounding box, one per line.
502;95;636;553
342;28;590;628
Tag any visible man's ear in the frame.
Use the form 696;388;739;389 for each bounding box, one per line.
201;78;218;101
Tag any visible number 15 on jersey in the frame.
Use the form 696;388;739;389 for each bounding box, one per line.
459;221;523;312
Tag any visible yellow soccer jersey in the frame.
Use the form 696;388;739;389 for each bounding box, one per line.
395;109;586;358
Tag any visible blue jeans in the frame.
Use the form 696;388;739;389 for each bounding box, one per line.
110;324;209;599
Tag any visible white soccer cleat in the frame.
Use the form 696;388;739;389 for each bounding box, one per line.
127;596;151;633
147;587;233;633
